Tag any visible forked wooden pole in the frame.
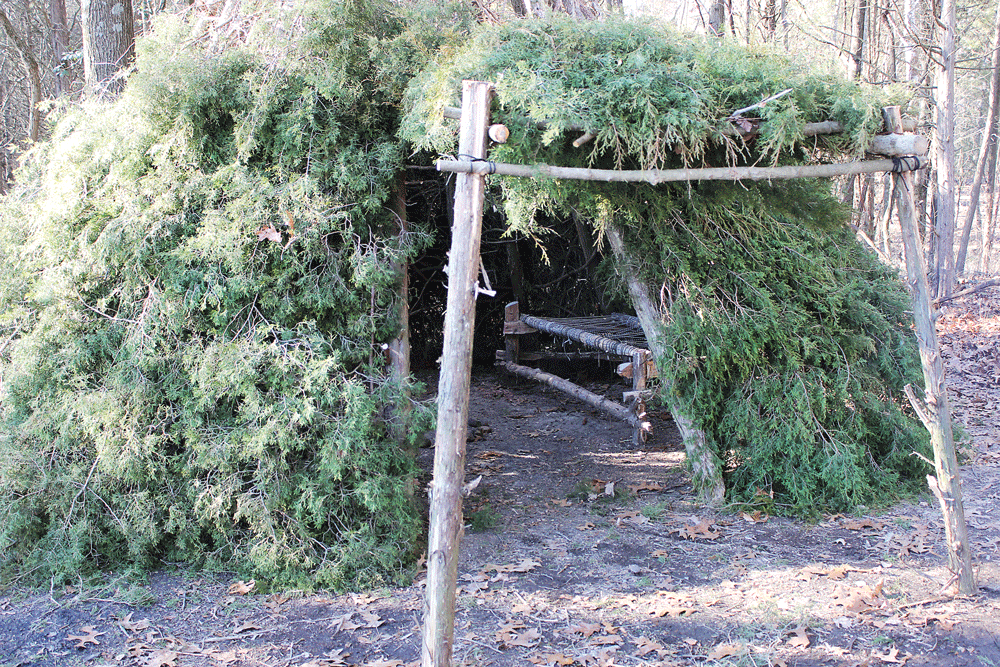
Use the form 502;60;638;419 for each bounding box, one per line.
884;106;976;595
421;80;493;667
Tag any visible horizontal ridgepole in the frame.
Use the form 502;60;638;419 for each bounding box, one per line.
435;155;928;184
441;106;923;155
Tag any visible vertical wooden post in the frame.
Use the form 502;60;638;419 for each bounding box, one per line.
421;80;492;667
388;173;412;453
504;301;521;364
884;106;976;595
631;350;647;445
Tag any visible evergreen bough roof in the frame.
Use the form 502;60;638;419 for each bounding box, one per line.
0;2;929;589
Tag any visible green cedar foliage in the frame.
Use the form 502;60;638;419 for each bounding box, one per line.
0;0;462;589
403;18;930;513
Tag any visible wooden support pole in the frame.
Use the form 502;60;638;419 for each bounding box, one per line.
503;301;522;363
605;224;725;506
884;106;976;595
422;80;493;667
388;173;412;453
436;156;927;184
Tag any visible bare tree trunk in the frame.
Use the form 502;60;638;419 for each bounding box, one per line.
764;0;776;41
709;0;726;36
0;6;43;142
49;0;69;95
82;0;135;99
983;186;999;274
853;0;868;79
957;0;1000;277
933;0;957;296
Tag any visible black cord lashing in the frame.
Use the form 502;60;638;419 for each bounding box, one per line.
457;154;497;175
891;155;921;173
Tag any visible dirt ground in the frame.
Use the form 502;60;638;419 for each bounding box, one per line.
3;288;1000;667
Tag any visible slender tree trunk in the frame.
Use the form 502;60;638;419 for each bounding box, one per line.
983;185;999;273
49;0;69;95
388;175;412;454
957;0;1000;277
0;7;43;142
933;0;957;296
853;0;868;79
82;0;135;99
709;0;726;36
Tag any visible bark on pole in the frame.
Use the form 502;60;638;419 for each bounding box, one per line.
421;80;492;667
884;106;976;595
437;155;926;183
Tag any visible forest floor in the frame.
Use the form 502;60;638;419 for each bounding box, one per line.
3;286;1000;667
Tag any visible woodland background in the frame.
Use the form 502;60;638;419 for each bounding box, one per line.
3;0;1000;289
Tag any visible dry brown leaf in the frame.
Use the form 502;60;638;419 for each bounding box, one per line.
786;626;811;648
740;510;768;523
707;643;744;660
527;652;575;666
227;579;255;595
365;660;404;667
576;648;617;667
128;641;153;658
145;649;179;667
331;612;363;633
509;558;541;572
827;565;851;580
632;636;664;657
360;611;384;628
66;626;105;649
119;613;151;633
256;224;282;243
874;647;908;664
649;603;696;618
672;518;721;540
628;482;663;494
577;522;596;531
568;622;602;638
265;593;290;612
209;650;238;664
509;627;542;647
796;565;829;580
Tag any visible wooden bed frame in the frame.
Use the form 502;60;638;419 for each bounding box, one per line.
496;301;657;444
